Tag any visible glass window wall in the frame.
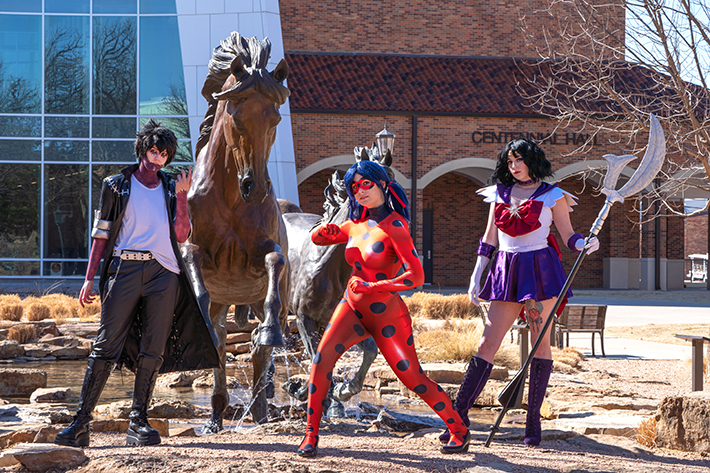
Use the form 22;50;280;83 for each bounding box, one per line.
45;16;90;114
0;15;42;114
0;1;190;278
93;16;137;115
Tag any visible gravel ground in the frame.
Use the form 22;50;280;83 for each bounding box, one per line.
63;356;710;473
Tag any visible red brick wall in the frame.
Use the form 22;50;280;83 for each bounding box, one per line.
685;212;708;257
279;0;624;59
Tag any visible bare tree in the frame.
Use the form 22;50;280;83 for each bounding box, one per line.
517;0;710;214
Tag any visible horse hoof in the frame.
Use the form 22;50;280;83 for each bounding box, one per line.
201;418;223;434
256;325;285;347
332;382;357;402
265;381;275;399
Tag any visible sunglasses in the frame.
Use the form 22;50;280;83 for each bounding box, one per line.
351;179;376;194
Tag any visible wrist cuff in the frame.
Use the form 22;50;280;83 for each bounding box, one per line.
567;233;584;252
477;239;495;258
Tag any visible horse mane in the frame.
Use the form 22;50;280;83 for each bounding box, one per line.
196;32;290;157
319;171;349;225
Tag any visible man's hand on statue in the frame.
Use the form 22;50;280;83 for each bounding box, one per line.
349;277;374;295
175;167;193;194
79;280;97;308
575;236;600;254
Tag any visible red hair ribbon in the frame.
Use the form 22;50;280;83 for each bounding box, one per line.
387;183;407;208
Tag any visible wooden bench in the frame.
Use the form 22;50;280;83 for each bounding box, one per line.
556;304;608;357
674;334;710;391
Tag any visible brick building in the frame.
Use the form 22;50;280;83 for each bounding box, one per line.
278;0;685;289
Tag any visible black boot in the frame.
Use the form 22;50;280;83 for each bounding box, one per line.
55;358;113;447
126;358;162;446
524;358;554;447
439;356;493;443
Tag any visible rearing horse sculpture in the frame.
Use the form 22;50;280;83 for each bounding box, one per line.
186;33;290;432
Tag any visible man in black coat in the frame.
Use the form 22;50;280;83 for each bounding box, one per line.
55;120;220;447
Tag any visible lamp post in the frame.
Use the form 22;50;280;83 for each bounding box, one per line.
375;124;395;158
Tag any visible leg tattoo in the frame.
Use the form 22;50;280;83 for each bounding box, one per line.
525;299;544;333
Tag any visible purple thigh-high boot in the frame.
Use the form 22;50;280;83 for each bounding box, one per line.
524;357;554;447
439;356;493;443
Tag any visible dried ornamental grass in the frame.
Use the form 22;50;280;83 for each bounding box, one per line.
403;293;483;320
0;304;23;321
38;293;77;321
26;302;51;321
8;324;36;343
636;415;657;448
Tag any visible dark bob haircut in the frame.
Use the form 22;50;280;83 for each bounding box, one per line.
490;138;553;187
343;160;410;222
135;119;178;166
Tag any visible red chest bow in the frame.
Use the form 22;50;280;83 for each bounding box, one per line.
494;200;544;237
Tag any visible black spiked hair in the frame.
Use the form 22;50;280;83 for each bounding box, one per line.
135;119;178;166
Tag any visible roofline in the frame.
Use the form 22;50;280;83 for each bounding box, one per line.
284;50;544;61
288;108;549;119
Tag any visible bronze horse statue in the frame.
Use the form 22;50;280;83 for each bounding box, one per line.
282;145;398;412
186;33;290;432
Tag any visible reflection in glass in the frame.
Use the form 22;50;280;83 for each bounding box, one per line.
139;16;187;115
0;116;41;137
93;0;137;14
0;261;40;277
46;0;90;13
0;15;41;113
44;164;89;259
44;261;87;277
92;141;135;162
0;140;41;161
92;117;136;138
174;141;193;162
93;16;137;115
92;164;125;211
44;141;89;161
139;116;189;139
0;1;40;12
0;163;40;258
45;16;90;114
45;117;89;138
141;0;177;14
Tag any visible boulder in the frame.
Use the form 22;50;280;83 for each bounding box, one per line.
0;340;25;359
90;418;169;436
51;345;90;359
225;332;252;344
655;392;710;452
94;399;206;419
3;443;87;472
23;344;52;358
0;428;37;449
156;371;204;388
0;368;46;396
37;335;79;347
57;322;99;339
30;387;73;403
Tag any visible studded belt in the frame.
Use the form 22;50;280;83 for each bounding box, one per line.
113;250;155;261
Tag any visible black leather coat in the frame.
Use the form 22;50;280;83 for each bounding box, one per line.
96;164;221;373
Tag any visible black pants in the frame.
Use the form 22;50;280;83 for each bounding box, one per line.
91;258;178;366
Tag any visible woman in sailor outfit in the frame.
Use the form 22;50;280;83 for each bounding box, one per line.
441;138;600;447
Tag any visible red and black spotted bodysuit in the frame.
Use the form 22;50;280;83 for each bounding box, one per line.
299;207;468;452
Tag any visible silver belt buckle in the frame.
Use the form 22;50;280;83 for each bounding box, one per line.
116;250;153;261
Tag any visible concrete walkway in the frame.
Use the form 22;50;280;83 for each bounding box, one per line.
418;285;710;361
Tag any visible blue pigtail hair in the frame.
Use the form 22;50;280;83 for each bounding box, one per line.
343;160;410;222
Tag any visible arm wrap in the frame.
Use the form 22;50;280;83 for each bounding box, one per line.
477;239;495;258
567;233;584;252
90;210;113;240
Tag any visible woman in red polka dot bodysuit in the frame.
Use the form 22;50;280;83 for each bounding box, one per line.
297;160;470;458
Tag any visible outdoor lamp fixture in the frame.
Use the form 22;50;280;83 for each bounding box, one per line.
376;123;395;157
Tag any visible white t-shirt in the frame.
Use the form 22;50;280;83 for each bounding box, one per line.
114;175;180;274
478;184;577;253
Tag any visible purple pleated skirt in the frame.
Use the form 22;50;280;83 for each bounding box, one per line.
479;246;572;303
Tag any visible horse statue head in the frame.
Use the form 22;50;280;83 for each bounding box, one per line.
196;33;290;204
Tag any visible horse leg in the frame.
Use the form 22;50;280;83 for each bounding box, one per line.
286;314;322;402
202;303;229;434
233;305;252;330
255;251;286;347
250;342;273;424
332;336;379;402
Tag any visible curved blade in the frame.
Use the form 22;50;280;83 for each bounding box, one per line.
616;114;666;199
